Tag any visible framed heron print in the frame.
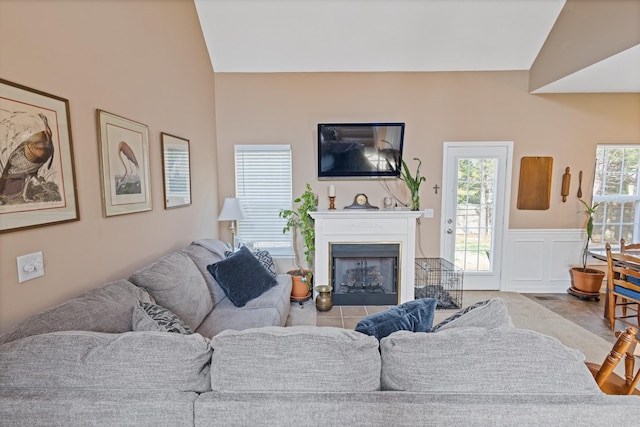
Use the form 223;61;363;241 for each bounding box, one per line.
0;79;80;233
97;109;151;217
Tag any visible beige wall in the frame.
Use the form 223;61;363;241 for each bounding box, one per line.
214;71;640;264
530;0;640;91
0;0;218;333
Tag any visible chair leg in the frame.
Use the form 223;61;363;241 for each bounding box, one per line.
608;293;617;331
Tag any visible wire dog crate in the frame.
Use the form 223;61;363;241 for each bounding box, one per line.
414;258;463;309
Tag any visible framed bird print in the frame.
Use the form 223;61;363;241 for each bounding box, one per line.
0;79;80;233
161;133;191;209
97;110;151;216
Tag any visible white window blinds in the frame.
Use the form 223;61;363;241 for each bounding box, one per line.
234;145;293;257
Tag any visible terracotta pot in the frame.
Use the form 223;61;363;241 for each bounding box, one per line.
288;269;311;298
570;267;605;294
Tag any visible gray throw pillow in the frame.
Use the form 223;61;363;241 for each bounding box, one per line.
207;246;278;307
355;298;438;341
431;297;513;332
132;301;193;334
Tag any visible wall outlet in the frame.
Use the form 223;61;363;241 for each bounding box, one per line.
17;251;44;283
423;208;434;218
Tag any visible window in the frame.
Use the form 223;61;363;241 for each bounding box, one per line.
591;145;640;247
234;145;292;257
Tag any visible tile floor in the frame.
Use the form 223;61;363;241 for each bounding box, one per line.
312;292;628;345
524;292;618;343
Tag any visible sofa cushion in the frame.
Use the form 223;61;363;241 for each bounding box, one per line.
355;298;438;341
615;284;640;300
195;274;292;338
207;246;277;307
380;327;601;395
210;326;381;391
132;301;193;334
129;251;212;330
192;238;230;259
181;242;228;306
431;297;513;332
0;331;212;392
0;279;153;345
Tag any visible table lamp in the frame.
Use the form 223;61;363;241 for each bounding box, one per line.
218;197;246;250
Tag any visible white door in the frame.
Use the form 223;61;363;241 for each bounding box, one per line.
441;142;513;290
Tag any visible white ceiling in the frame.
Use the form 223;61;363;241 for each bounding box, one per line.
194;0;640;93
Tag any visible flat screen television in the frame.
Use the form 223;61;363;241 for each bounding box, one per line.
317;123;405;179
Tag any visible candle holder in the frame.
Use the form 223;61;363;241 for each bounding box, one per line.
328;196;336;210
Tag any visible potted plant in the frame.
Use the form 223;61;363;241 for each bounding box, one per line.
279;183;317;298
570;199;605;295
401;157;426;211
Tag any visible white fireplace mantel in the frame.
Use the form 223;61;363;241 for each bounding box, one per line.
309;210;422;304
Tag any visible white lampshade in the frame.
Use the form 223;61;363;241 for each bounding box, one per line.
218;198;246;221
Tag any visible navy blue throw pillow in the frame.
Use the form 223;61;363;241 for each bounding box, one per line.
207;246;278;307
354;298;438;341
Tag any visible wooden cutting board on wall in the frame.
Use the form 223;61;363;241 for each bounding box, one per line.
517;156;553;210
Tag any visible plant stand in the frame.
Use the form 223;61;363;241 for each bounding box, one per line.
567;286;600;301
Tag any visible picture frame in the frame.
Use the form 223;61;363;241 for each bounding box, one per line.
0;79;80;233
97;109;151;216
161;133;191;209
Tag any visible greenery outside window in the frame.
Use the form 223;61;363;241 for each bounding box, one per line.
234;145;293;257
591;144;640;247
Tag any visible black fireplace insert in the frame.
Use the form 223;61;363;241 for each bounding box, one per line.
330;243;399;305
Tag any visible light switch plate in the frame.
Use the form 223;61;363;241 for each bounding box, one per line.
423;208;434;218
17;251;44;283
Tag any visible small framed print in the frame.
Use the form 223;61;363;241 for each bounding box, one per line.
0;79;80;233
161;133;191;209
97;109;152;216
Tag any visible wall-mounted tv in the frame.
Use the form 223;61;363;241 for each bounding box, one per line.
317;123;405;179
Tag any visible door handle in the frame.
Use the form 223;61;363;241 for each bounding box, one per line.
446;229;453;234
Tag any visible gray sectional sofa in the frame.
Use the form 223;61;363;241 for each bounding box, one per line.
1;244;639;426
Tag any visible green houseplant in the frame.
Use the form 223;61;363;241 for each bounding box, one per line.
401;157;426;211
570;199;605;295
279;183;317;296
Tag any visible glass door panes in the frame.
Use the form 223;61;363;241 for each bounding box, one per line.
455;158;497;272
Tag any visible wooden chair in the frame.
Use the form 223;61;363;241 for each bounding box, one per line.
620;238;640;253
586;326;640;395
606;243;640;330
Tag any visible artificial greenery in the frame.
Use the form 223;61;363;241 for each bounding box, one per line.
578;199;600;269
401;157;427;211
279;183;318;274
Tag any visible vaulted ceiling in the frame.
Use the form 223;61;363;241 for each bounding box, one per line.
194;0;640;93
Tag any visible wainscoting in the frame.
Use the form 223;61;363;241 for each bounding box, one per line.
502;229;590;293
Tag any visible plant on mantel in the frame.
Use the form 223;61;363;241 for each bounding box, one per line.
401;157;427;211
279;183;317;295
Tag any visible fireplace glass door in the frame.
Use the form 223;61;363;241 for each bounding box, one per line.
330;243;399;305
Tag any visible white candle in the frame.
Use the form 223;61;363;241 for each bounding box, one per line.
328;185;335;197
